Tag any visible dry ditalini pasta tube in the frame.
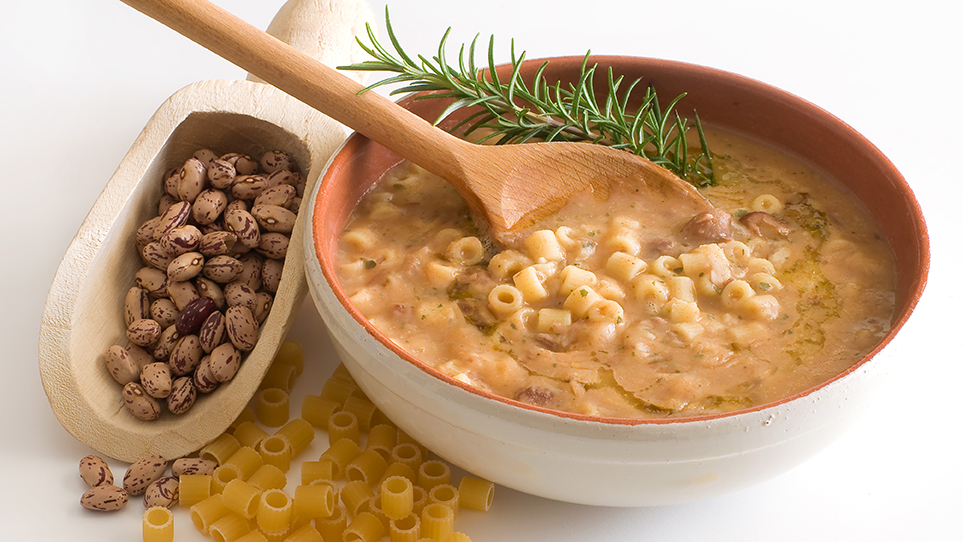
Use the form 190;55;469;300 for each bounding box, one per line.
142;506;174;542
178;474;212;507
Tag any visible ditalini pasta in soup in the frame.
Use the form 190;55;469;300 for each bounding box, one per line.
335;128;897;418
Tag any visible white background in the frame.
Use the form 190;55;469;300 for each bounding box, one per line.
2;0;960;540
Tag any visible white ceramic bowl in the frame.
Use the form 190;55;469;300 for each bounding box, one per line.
303;56;929;506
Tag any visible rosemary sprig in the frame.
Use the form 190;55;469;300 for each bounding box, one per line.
339;11;715;186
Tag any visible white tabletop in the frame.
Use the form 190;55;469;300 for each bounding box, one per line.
2;1;960;540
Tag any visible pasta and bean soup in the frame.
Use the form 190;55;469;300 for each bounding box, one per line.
335;128;897;418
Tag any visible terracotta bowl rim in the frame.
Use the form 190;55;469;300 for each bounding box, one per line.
310;54;930;427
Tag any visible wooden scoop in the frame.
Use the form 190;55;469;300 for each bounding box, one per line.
120;0;712;238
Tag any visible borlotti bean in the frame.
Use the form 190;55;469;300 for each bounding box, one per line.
124;455;167;496
143;476;180;508
79;455;114;487
104;149;299;421
80;485;129;512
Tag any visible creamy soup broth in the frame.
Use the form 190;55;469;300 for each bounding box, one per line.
335;128;896;418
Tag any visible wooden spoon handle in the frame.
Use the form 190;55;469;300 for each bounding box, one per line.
119;0;470;181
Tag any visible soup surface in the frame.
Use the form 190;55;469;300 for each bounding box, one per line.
335;128;896;418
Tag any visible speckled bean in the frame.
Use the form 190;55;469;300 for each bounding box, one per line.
194;148;218;167
80;485;129;512
163;168;180;198
236;252;263;291
260;150;295;173
141;362;172;399
80;455;114;487
198;311;227;353
144;476;179;508
134;267;168;298
223;208;260;249
152;325;180;361
209;342;241;382
207;159;236;189
122;382;161;421
256;232;289;260
254;184;297;208
224;281;258;312
124;287;150;326
193;356;220;393
124;455;167;496
193;189;228;225
136;216;160;246
177;157;207;202
166;280;199;310
253;292;273;324
167;252;205;283
168;334;203;376
167;376;196;414
125;344;155;373
194;277;226;310
150;298;179;329
159;225;202;256
126;318;161;348
175;296;215;335
171;457;217;477
231;174;269;200
225;305;259;352
261;258;283;294
154;201;192;241
199;231;237;257
141;241;174;270
105;345;140;385
221;152;258;176
251;204;297;234
202;255;243;283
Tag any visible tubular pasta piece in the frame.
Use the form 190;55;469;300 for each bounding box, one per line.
224;446;263;481
416;460;450;491
221;479;262;519
366;424;399;461
190;494;229;536
420;503;454;542
342;396;378;433
257;388;290;428
256;489;292;533
605;251;647;282
232;421;269;449
445;236;485;266
321;438;363;480
230;407;257;430
558;265;598;296
300;460;334;486
320;377;356;405
487;250;532;279
380;462;417;488
143;506;174;542
315;505;348;542
209;512;251;542
212;465;242;495
536;308;572;333
427;483;459;518
274;340;304;376
587;299;624;324
650;255;682;277
524;230;565;262
275;418;314;457
341;480;375;517
293;484;336;519
301;395;341;429
260;362;297;393
458;476;494;512
234;532;269;542
179;474;212;507
666;276;696;303
389;513;421;542
512;266;548;302
258;435;292;473
346;449;389;485
284;524;324;542
563;285;604;320
487;284;524;318
246;464;287;492
344;511;386;542
389;442;423;472
328;410;361;446
721;280;755;308
751;194;783;214
200;433;241;465
381;476;414;520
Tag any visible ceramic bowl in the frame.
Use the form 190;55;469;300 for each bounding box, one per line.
303;56;929;506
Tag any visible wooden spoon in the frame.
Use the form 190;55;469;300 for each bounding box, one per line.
120;0;712;239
